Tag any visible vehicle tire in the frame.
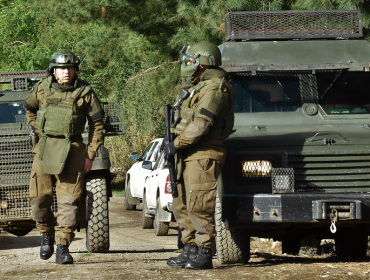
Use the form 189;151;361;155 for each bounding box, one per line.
154;196;169;236
7;228;33;237
85;175;110;253
281;236;300;255
335;232;368;258
215;194;250;264
124;180;136;210
141;192;153;229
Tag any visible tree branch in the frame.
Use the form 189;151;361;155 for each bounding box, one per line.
126;61;180;83
11;41;26;45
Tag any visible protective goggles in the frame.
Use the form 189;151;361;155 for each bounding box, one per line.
181;44;199;70
51;55;79;64
182;54;197;66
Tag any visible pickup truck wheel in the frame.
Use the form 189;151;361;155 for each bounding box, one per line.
141;192;154;229
124;180;136;210
154;196;169;236
335;232;368;258
215;194;250;264
85;175;110;253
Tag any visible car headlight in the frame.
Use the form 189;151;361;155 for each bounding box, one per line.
241;160;272;178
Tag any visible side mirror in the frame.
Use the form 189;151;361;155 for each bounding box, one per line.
129;152;139;161
142;161;152;170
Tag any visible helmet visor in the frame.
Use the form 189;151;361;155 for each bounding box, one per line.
52;55;79;64
182;54;196;66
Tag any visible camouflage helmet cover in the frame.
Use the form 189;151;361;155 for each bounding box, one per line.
180;41;222;77
48;49;80;72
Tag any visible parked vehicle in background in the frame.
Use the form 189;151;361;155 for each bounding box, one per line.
216;10;370;264
141;151;173;236
125;138;163;210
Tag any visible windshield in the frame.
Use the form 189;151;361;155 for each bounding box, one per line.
317;72;370;115
231;75;301;113
0;102;27;124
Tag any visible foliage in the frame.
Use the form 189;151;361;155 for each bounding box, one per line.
292;0;370;36
111;177;126;197
1;0;370;186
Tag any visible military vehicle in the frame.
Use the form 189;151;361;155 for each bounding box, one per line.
0;70;124;252
217;10;370;263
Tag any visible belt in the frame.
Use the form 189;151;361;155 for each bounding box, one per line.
45;134;83;142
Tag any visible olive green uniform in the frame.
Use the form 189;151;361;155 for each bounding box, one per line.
24;75;104;246
172;68;235;249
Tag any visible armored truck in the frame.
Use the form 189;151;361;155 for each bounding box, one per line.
217;10;370;263
0;70;124;252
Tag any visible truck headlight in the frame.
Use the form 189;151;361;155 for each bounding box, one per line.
1;200;8;209
241;160;272;178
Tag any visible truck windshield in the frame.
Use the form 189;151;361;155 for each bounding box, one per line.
0;102;27;124
232;75;301;113
317;72;370;114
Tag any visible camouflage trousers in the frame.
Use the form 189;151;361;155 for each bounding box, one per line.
173;159;222;249
29;140;85;246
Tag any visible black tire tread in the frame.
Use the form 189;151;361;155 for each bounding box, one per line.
85;176;110;253
215;194;250;264
335;232;368;258
124;180;136;210
141;192;154;229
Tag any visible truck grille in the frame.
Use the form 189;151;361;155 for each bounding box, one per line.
0;135;57;218
288;152;370;193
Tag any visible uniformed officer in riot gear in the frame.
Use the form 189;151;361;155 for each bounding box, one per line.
24;50;104;264
166;42;235;269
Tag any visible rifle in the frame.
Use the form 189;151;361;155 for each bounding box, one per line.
163;89;190;198
164;104;178;198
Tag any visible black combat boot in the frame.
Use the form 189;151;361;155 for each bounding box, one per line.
40;232;54;260
55;245;73;264
185;247;213;270
167;245;198;268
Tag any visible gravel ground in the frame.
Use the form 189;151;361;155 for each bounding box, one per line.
0;197;369;280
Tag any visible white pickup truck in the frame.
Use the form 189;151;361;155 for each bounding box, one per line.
141;151;173;236
124;138;163;210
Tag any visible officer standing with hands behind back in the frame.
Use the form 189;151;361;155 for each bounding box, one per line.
165;42;235;270
23;50;104;264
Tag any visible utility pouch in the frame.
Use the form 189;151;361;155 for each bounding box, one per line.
173;108;194;134
175;151;183;181
38;135;71;175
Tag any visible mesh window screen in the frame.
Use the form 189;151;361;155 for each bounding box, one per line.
225;10;362;40
317;72;370;114
0;102;27;124
232;74;302;113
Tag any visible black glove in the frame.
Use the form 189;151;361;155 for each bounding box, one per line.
164;141;177;159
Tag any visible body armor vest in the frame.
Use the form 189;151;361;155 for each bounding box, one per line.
35;76;89;137
173;77;235;139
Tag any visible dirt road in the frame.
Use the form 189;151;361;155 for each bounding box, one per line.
0;197;370;279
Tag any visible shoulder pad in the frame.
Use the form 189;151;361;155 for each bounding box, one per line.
77;79;93;97
30;80;42;94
